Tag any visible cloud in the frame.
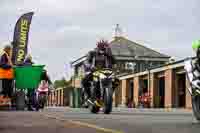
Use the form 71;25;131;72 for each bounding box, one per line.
0;0;96;15
0;0;199;80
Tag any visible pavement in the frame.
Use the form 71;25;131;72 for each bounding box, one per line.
46;106;193;113
0;111;111;133
44;107;199;133
1;107;200;133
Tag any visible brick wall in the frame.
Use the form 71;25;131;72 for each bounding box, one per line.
165;69;175;108
121;79;128;106
114;81;122;107
61;89;64;106
186;77;192;109
150;73;157;107
134;77;139;107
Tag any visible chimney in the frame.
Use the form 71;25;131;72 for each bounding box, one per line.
114;24;122;40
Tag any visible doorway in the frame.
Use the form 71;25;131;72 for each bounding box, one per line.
177;73;186;108
127;80;134;107
158;77;165;108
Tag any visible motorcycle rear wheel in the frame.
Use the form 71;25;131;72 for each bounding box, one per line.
192;95;200;120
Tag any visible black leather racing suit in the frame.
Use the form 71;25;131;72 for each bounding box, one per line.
81;48;115;100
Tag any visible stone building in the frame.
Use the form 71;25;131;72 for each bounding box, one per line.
48;58;193;110
114;58;192;109
71;36;170;88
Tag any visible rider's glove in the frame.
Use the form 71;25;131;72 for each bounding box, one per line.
91;67;96;72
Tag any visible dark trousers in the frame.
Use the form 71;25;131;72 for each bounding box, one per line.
2;79;13;98
27;89;36;105
82;73;93;98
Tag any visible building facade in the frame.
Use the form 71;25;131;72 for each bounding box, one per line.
47;87;71;107
114;58;192;109
49;36;190;109
48;58;193;110
71;36;170;88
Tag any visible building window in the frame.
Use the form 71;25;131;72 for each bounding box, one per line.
75;65;84;79
135;62;139;72
118;63;121;69
121;63;125;70
140;62;144;72
75;67;78;77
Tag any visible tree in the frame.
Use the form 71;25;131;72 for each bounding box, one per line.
54;77;70;89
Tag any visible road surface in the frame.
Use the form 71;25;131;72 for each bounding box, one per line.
1;107;200;133
0;111;105;133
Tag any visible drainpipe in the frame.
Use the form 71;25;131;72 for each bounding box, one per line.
148;68;151;103
148;65;151;108
146;61;151;95
74;75;75;88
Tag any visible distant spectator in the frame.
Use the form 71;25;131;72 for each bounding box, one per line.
24;54;35;110
41;69;52;85
0;44;14;98
127;98;133;108
40;69;53;95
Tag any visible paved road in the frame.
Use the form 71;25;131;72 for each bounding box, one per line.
0;111;107;133
1;107;200;133
44;107;200;133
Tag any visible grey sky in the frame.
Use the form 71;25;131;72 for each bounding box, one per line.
0;0;199;81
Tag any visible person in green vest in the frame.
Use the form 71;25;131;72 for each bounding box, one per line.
192;40;200;55
188;40;200;89
23;54;35;110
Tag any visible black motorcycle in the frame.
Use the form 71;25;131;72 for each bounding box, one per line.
83;68;116;114
36;92;47;110
35;81;49;111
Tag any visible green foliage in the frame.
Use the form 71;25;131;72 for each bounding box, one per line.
54;77;71;89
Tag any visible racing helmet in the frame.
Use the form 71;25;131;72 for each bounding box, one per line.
192;40;200;50
96;39;109;54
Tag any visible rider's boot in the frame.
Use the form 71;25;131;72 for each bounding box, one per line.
82;94;89;107
86;91;94;105
82;88;93;107
86;92;96;106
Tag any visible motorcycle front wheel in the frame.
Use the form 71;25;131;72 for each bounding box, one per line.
90;104;100;114
103;87;113;114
